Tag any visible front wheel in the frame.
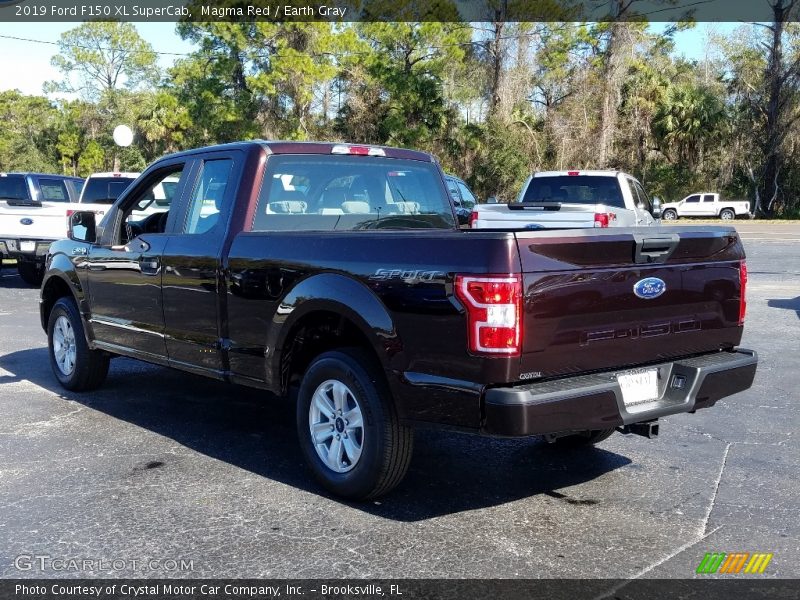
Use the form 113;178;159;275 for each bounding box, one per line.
47;297;109;391
719;208;735;221
661;209;678;221
296;349;413;500
18;261;44;286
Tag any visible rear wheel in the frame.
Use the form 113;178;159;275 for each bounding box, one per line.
719;208;735;221
18;261;44;286
661;209;678;221
296;348;413;500
47;297;109;391
554;428;616;447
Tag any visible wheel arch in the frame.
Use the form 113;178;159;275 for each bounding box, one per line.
267;273;400;394
40;258;87;334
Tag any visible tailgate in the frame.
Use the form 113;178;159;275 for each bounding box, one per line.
515;226;746;379
0;203;68;239
506;203;597;228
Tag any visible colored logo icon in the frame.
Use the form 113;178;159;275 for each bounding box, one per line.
696;552;773;574
633;277;666;299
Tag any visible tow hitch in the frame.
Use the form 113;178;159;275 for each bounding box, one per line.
617;420;659;439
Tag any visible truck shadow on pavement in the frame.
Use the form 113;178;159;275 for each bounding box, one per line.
768;296;800;319
0;271;36;289
1;348;630;521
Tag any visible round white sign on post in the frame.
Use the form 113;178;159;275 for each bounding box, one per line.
113;125;134;147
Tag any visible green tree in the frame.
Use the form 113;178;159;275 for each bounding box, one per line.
77;140;106;176
336;22;470;147
0;91;60;172
653;83;725;172
47;22;160;101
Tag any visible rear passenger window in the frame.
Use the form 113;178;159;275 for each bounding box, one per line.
456;181;476;208
81;178;136;204
38;179;69;202
703;195;715;203
632;180;652;212
522;176;626;209
252;155;455;231
184;159;233;234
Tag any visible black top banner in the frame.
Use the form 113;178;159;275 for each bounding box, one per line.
0;0;799;23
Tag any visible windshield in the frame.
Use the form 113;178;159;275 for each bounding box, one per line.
521;176;625;209
81;177;137;204
0;175;28;201
252;155;455;231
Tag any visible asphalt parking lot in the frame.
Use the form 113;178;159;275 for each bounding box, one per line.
0;222;798;581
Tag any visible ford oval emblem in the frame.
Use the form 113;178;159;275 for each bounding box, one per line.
20;218;33;226
634;277;666;299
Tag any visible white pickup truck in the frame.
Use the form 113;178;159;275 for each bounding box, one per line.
0;173;84;284
0;172;138;285
660;193;750;221
470;170;659;229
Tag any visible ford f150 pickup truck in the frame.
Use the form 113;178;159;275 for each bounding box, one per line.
661;193;751;221
41;141;757;500
0;173;85;284
470;170;660;229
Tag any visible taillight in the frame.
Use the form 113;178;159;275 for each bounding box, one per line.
593;212;616;228
739;261;747;325
469;210;478;228
455;275;523;355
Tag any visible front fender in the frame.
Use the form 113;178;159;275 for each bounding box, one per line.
39;249;88;332
265;273;399;388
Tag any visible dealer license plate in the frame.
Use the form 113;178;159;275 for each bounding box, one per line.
617;369;659;407
20;241;36;252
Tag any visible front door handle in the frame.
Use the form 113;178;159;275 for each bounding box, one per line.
139;257;160;275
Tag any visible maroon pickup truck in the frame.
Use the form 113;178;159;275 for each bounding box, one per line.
41;141;757;499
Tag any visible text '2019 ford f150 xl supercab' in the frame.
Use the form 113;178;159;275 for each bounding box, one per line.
41;141;757;499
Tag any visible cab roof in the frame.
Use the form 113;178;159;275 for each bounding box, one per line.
533;170;627;178
0;172;84;180
160;140;435;163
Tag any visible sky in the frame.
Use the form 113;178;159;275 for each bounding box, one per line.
0;22;194;96
0;21;740;98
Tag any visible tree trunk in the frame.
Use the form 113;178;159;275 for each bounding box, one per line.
598;16;628;168
487;21;506;120
759;0;789;217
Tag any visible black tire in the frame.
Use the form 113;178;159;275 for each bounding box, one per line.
554;428;616;448
296;348;413;500
661;209;678;221
719;208;735;221
47;297;109;391
18;261;44;286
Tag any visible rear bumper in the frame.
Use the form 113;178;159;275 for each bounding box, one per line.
0;239;53;262
482;349;758;437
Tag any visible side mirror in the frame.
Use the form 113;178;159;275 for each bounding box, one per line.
69;211;97;243
486;196;498;204
651;197;662;219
